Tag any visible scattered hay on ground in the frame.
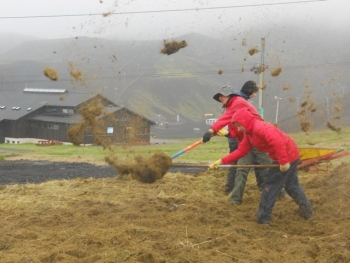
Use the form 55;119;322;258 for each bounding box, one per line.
1;162;350;262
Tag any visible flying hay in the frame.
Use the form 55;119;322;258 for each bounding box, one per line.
105;152;172;183
271;67;282;77
44;67;58;81
160;40;187;55
327;121;341;132
248;47;259;56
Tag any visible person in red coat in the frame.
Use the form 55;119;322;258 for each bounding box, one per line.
202;84;272;198
209;108;313;225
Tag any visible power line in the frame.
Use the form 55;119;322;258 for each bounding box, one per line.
0;0;330;19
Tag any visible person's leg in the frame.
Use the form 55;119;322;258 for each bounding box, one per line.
225;139;238;194
253;148;286;197
230;151;255;205
284;160;313;219
251;148;271;190
257;166;289;224
225;161;237;194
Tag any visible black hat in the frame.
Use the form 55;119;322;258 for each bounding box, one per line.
240;81;259;97
213;85;234;102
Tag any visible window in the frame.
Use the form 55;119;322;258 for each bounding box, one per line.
63;108;74;114
45;108;57;113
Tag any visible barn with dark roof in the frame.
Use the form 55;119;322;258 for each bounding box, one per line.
0;88;155;144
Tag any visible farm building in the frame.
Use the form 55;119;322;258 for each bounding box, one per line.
0;88;155;145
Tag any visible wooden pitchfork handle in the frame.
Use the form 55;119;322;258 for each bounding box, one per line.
171;163;280;168
171;140;203;159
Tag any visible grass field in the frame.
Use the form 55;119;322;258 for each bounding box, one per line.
0;128;350;262
1;127;350;164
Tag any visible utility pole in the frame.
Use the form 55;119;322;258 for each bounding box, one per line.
250;38;268;118
258;38;265;117
274;96;282;124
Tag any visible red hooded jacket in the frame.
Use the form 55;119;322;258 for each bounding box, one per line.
211;96;262;142
221;108;300;165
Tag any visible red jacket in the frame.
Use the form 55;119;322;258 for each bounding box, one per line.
221;108;300;165
211;96;262;142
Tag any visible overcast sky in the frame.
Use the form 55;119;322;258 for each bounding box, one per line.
0;0;348;40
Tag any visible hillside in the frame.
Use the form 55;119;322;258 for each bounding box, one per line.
0;27;349;135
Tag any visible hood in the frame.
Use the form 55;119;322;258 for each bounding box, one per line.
232;91;249;100
231;108;256;134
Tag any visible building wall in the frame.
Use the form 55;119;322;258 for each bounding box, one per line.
25;108;152;144
28;121;70;142
0;101;153;144
0;122;4;143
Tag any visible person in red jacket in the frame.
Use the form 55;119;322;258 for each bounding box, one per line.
209;108;313;225
202;83;276;203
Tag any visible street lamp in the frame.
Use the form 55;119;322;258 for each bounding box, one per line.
274;96;282;124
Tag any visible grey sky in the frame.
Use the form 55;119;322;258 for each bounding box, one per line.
0;0;348;40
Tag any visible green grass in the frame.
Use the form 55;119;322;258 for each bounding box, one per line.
1;127;350;163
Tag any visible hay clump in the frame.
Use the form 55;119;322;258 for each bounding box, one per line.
283;84;291;90
67;98;115;149
326;121;341;132
271;67;282;77
105;152;172;183
44;67;58;81
69;62;86;86
160;40;187;55
248;47;259;56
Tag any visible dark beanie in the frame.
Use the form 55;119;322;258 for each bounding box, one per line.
240;81;259;97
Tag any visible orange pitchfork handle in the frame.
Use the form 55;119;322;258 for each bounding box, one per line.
171;139;203;159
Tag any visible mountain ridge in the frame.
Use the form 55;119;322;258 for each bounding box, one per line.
0;28;349;134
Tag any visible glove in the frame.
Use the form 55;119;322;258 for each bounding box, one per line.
202;131;213;143
209;159;222;170
280;163;290;172
216;128;229;136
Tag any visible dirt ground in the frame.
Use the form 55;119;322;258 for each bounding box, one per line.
0;159;349;263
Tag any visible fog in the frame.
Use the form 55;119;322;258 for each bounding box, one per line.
1;0;348;41
1;0;349;131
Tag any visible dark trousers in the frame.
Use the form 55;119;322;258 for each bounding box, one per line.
225;140;238;192
257;158;312;224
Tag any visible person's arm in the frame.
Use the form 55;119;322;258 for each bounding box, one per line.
202;110;232;143
209;136;251;169
263;128;287;162
221;136;252;164
260;126;291;170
